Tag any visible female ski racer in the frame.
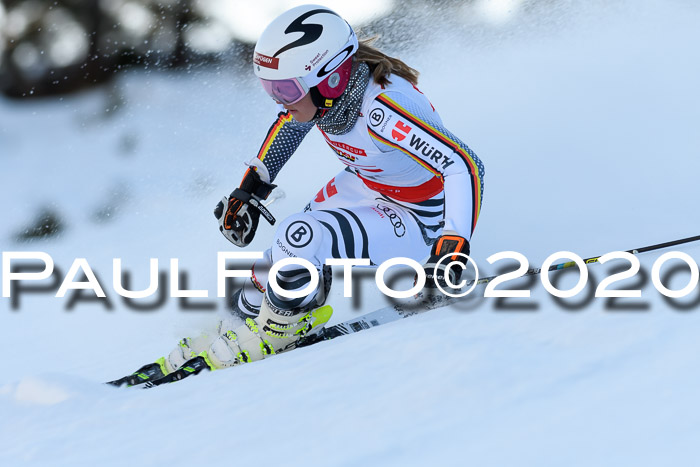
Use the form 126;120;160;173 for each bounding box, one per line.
157;4;485;376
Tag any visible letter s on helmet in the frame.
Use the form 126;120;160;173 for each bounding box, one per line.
253;4;358;108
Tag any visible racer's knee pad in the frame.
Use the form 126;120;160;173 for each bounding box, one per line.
272;213;325;263
269;213;330;310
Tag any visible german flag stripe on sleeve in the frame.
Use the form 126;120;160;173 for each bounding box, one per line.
257;111;295;162
375;93;483;231
368;127;444;180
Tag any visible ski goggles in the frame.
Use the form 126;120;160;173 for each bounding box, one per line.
259;77;310;105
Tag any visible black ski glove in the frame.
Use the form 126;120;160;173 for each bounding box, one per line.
214;168;276;247
423;234;471;290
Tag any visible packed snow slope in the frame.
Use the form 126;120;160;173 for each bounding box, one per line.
1;1;700;466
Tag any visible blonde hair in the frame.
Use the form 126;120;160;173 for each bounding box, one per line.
355;36;419;86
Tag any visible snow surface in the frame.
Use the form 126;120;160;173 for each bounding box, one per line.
1;0;700;465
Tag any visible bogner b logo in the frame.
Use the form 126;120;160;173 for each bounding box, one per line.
369;108;385;127
285;221;314;248
391;121;411;141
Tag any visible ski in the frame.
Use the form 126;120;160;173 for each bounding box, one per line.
143;295;450;388
142;356;211;388
107;354;214;389
296;293;453;347
108;234;700;388
106;293;454;389
105;358;168;387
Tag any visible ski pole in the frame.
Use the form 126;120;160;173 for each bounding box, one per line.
468;234;700;287
263;188;286;207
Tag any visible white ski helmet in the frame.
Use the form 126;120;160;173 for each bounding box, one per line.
254;4;359;108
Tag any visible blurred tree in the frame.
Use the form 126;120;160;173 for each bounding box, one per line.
0;0;458;99
0;0;202;97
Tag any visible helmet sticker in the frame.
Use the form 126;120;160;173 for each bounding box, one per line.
273;8;341;58
254;52;279;69
316;45;353;78
309;49;330;68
